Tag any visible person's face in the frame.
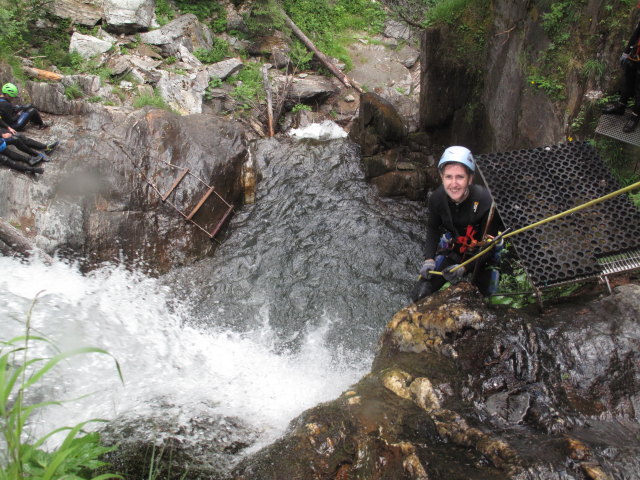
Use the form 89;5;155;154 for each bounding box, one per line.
440;163;473;203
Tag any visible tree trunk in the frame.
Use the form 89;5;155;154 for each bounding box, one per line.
0;218;52;262
281;10;364;93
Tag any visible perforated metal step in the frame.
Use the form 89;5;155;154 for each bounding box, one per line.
476;142;640;288
596;110;640;147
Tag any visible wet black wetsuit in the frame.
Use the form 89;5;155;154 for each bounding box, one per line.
1;129;46;157
620;21;640;113
411;184;499;302
0;142;41;173
0;98;45;130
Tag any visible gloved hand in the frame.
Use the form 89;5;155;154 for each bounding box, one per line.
620;52;630;67
442;264;465;284
419;259;436;278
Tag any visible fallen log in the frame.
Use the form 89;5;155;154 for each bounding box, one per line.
262;64;275;137
281;10;364;94
23;66;63;82
0;218;53;263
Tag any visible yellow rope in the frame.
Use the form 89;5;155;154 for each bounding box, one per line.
428;180;640;276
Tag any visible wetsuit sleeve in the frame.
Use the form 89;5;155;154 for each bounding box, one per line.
625;21;640;54
0;102;15;128
423;190;443;259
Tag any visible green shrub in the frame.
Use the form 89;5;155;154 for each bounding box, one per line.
194;38;232;64
155;0;176;26
64;83;84;100
0;298;123;479
133;91;171;110
292;103;312;113
175;0;227;32
229;62;264;110
289;40;313;70
282;0;384;68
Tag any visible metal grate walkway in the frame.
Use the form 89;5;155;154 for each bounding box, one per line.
595;110;640;147
476;142;640;289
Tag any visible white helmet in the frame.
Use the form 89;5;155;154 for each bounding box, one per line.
438;146;475;173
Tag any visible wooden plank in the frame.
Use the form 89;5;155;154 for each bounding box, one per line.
161;168;189;201
209;204;234;238
187;186;214;220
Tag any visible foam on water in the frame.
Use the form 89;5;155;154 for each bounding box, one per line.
0;256;367;450
288;120;348;140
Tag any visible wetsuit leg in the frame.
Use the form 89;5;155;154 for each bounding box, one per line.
13;108;44;130
4;137;40;156
2;148;33;164
0;154;36;173
473;266;500;297
18;135;46;151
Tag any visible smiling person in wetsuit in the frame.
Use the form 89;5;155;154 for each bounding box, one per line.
411;146;502;303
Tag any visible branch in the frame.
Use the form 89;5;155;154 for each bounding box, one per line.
280;9;364;93
0;217;53;263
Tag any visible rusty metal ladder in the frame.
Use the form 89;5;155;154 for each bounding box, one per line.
147;161;234;240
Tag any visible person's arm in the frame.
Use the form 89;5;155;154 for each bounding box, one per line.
625;21;640;54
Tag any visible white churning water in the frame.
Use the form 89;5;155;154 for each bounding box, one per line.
0;256;368;451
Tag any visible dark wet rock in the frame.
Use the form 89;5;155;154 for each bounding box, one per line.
350;93;434;199
232;283;640;479
350;92;408;156
101;407;262;480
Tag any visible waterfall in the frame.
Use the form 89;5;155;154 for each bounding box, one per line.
0;125;428;470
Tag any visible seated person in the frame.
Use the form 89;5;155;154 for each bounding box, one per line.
0;128;58;164
411;146;502;303
0;139;44;175
0;83;48;132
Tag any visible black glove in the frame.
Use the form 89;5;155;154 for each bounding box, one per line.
419;259;436;279
442;264;465;284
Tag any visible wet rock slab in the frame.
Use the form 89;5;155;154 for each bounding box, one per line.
232;283;640;480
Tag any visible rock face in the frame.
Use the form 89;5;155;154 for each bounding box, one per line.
418;0;631;153
349;92;434;200
0;82;251;273
232;283;640;479
139;14;213;56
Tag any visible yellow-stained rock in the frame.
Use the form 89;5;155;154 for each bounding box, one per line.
381;369;413;400
409;377;441;412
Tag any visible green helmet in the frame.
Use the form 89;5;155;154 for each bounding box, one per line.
1;83;18;97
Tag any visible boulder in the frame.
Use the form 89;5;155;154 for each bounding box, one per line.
155;70;210;115
69;32;114;60
206;58;244;81
52;0;102;26
277;74;339;111
349;92;408;155
103;0;156;34
177;44;203;70
384;19;418;43
140;14;213;56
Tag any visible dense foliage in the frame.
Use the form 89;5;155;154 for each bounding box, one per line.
0;300;123;479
